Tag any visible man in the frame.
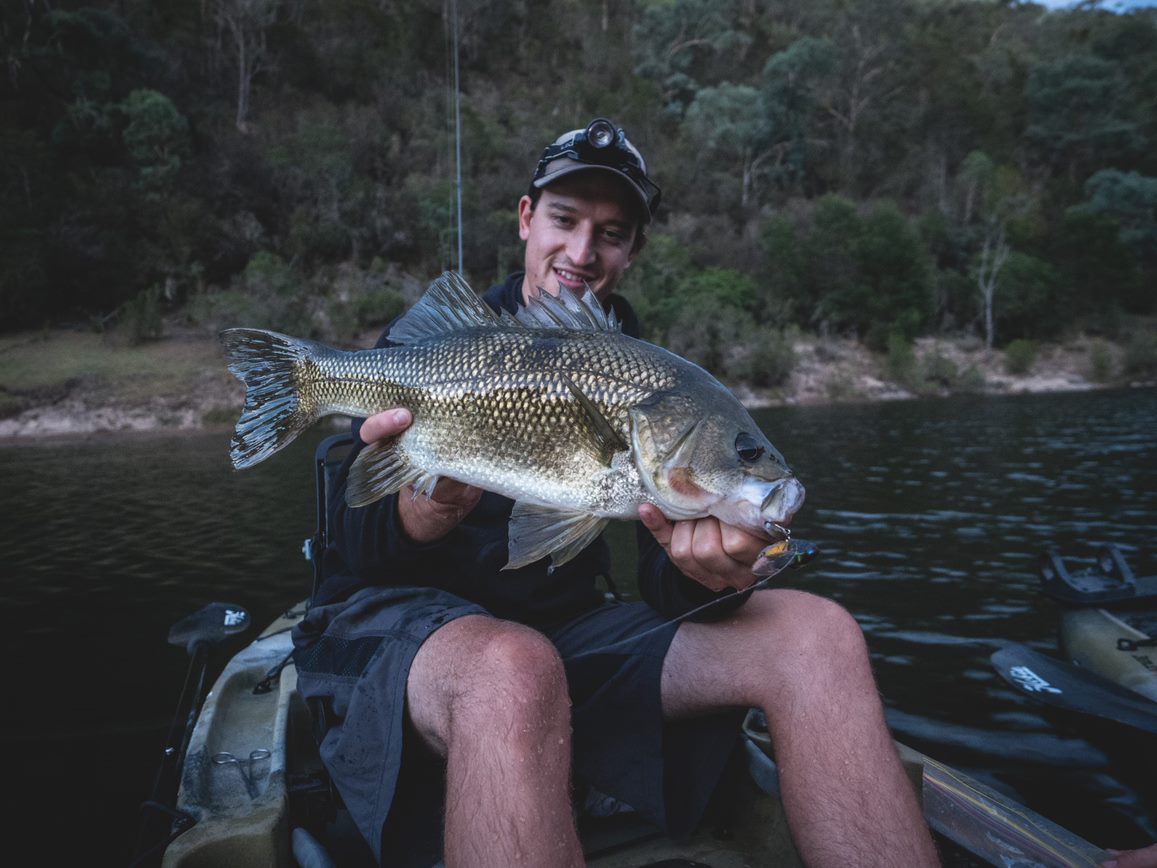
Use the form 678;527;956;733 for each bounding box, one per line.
293;118;941;867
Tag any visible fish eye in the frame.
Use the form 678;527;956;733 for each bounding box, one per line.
735;433;765;463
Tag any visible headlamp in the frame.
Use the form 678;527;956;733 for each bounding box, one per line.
586;118;617;149
531;117;662;219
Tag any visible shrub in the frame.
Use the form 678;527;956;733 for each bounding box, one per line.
1004;338;1039;375
1089;339;1115;382
1123;332;1157;378
123;285;164;344
885;333;917;388
736;327;797;387
957;366;987;393
920;351;958;389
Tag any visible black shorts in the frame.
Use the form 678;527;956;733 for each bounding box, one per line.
292;585;742;865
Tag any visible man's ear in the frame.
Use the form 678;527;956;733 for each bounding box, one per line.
517;195;534;241
630;228;648;258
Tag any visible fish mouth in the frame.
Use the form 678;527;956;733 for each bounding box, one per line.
759;476;805;534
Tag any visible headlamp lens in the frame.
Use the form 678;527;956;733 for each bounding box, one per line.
586;118;616;149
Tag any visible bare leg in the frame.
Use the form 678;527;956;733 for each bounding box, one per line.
406;614;584;868
662;589;940;867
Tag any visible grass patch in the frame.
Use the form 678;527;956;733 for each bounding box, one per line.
0;330;229;404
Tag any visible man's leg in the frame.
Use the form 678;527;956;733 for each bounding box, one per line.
662;589;940;867
406;613;584;868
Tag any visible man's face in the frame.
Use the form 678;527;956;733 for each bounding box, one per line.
517;172;642;305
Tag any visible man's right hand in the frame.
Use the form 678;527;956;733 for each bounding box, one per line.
360;408;483;544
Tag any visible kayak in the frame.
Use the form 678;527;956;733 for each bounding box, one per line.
145;600;1112;868
992;546;1157;733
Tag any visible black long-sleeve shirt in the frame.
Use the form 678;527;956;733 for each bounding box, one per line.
314;272;744;629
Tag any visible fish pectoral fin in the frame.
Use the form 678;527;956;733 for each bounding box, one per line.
560;374;628;462
506;503;609;572
346;438;422;507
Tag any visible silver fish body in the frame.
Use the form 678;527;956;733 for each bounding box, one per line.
222;272;805;570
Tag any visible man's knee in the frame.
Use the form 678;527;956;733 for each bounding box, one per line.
408;617;569;752
465;625;569;712
746;590;870;670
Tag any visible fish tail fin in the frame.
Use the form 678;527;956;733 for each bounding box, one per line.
220;328;336;469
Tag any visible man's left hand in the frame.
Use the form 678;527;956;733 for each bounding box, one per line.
639;504;766;592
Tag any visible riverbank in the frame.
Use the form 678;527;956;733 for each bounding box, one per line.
1;325;1154;439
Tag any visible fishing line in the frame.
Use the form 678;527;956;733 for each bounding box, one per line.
450;0;464;273
562;537;818;660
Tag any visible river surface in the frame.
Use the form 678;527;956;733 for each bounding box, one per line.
3;387;1155;863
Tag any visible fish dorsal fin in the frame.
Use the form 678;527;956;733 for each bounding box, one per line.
515;284;621;333
388;271;499;345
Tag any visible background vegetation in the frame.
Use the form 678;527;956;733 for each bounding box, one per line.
2;0;1155;383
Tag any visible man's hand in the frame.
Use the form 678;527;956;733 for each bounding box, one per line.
360;408;483;544
1104;843;1157;868
638;504;767;592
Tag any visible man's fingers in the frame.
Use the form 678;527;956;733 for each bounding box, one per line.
359;407;413;444
638;504;674;546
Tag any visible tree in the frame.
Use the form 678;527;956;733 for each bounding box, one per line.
214;0;279;133
958;151;1032;348
1025;55;1144;181
683;83;770;209
1075;169;1157;263
119;89;191;187
632;0;750;114
760;36;837;191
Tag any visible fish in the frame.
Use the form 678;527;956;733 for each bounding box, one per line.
221;271;805;571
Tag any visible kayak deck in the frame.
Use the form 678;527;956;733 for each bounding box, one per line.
161;603;1110;867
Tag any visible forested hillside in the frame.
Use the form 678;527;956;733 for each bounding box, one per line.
2;0;1155;384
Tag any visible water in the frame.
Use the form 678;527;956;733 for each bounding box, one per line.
2;389;1155;862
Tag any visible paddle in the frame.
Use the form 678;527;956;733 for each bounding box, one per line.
131;603;252;866
991;642;1157;736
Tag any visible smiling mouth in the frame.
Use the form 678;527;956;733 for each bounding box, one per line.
555;267;595;287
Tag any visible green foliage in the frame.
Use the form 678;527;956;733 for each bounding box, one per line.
1122;331;1157;379
1089;339;1116;383
119;89;190;187
885;334;918;388
1076;170;1157;265
1004;339;1039;376
761;37;836;189
920;351;958;390
1;0;1155;369
957;366;987;393
122;285;165;345
739;327;797;388
764;197;931;348
996;254;1064;340
1050;209;1144;317
1024;55;1144;178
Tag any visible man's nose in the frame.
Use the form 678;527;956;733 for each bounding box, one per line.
566;228;596;265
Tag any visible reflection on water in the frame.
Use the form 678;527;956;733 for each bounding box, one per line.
3;389;1156;860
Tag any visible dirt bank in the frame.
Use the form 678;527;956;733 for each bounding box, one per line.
0;327;1151;440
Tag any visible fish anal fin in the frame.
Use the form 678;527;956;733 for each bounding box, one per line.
346;438;422;507
506;502;609;572
560;373;628;462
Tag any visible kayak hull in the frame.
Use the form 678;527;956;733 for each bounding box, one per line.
1060;607;1157;703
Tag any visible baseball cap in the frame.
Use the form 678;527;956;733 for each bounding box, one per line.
530;118;662;222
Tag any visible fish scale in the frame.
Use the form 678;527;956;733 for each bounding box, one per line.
221;272;805;571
